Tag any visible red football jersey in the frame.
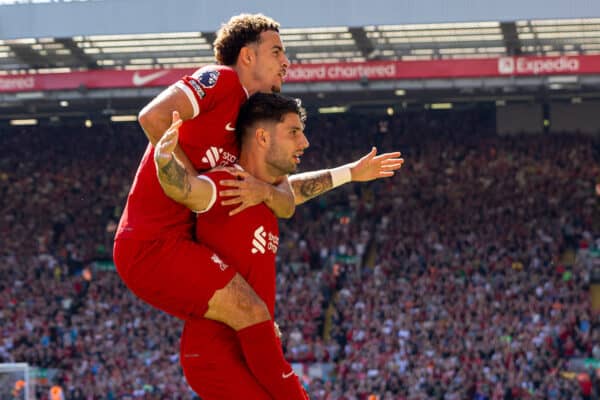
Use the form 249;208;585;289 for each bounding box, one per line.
116;65;248;240
180;169;279;359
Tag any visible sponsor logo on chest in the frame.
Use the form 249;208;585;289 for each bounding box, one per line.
201;146;237;168
251;226;279;255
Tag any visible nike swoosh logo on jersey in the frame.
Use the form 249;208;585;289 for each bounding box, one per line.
282;370;295;379
132;71;169;86
225;122;236;131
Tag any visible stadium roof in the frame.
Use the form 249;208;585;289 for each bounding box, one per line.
3;16;600;122
2;18;600;73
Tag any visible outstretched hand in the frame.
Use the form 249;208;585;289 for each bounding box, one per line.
350;147;404;182
154;111;183;169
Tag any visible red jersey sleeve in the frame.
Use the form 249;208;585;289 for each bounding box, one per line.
194;169;237;218
174;66;243;118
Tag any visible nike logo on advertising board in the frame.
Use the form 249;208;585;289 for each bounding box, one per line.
132;71;169;86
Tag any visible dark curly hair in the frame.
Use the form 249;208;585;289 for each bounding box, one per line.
213;13;280;66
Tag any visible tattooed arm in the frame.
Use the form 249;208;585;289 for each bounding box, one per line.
289;147;404;205
289;170;334;205
154;112;215;212
139;89;198;175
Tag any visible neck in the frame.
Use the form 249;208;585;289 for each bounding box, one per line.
233;65;261;96
238;152;280;185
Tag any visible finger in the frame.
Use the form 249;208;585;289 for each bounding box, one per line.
158;139;177;156
224;170;249;179
172;110;181;124
221;198;243;206
380;165;403;172
378;171;395;177
229;204;249;216
380;161;404;170
160;120;183;152
219;189;241;197
157;134;177;149
156;145;174;157
379;159;403;166
219;166;240;174
364;146;377;159
373;152;402;161
160;130;179;145
220;179;243;188
166;118;183;134
155;137;177;160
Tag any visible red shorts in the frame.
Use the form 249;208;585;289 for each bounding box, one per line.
113;236;236;320
181;348;271;399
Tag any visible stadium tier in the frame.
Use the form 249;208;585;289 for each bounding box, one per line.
1;1;600;399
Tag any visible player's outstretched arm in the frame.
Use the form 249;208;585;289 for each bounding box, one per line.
289;147;404;205
139;85;198;175
154;111;215;212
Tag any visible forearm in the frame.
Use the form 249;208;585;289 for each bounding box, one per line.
290;146;403;204
141;116;197;175
289;165;352;205
156;156;212;212
156;156;192;204
172;145;197;175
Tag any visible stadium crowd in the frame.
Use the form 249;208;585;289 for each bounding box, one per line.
0;108;599;399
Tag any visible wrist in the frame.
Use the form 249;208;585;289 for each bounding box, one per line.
330;165;352;188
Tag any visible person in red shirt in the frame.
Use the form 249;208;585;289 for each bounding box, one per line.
155;92;307;398
114;13;402;398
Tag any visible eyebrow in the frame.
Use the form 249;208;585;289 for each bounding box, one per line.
272;45;285;52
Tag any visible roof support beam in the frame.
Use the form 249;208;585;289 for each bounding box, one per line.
349;27;374;59
55;38;98;69
500;21;521;56
8;43;49;69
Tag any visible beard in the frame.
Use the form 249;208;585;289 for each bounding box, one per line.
266;146;297;177
267;158;297;176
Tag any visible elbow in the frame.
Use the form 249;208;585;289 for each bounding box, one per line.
166;190;187;205
138;106;162;145
138;107;151;131
277;203;296;219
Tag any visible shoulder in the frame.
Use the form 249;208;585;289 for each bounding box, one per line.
190;65;241;89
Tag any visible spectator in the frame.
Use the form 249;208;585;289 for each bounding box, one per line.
1;108;599;399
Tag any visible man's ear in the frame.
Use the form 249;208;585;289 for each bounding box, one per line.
239;46;253;66
256;127;270;147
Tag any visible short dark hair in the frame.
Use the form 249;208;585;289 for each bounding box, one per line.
236;93;306;147
213;13;280;66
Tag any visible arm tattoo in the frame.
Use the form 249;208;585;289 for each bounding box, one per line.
158;156;191;199
290;171;333;202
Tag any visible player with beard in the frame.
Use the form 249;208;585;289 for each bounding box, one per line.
156;92;309;399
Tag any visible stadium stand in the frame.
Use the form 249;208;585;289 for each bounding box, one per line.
1;106;599;399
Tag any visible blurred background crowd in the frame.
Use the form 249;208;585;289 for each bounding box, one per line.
1;108;599;399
